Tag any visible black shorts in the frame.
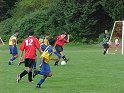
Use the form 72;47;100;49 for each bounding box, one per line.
103;43;109;49
25;58;35;68
55;45;63;53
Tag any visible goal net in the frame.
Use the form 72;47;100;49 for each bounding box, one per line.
108;21;124;55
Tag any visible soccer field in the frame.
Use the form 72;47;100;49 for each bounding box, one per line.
0;44;124;93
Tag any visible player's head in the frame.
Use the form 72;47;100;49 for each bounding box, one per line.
28;29;34;36
49;38;56;46
45;33;50;39
14;30;19;36
62;31;67;35
105;30;108;34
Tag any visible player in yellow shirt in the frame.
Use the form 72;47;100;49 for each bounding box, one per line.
8;31;19;65
33;38;58;88
39;33;50;51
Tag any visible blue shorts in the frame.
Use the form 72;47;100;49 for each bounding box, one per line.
41;44;47;51
9;45;18;54
40;62;51;75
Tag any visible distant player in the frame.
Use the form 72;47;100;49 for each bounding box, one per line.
16;29;42;83
115;38;119;51
8;31;19;65
54;32;70;66
102;30;110;55
33;38;58;88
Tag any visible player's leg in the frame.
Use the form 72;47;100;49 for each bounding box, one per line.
103;44;109;55
36;75;47;88
8;46;18;65
54;51;61;66
27;59;35;82
36;63;51;88
17;59;32;83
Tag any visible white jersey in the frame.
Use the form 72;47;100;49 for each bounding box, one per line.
115;39;119;45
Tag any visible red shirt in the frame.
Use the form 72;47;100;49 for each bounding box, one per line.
55;35;67;46
20;36;40;59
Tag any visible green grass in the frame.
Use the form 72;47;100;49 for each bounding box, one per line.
0;44;124;93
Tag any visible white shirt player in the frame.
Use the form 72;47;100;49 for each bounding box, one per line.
115;38;119;45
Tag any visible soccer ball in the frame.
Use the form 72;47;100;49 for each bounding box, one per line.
61;61;66;65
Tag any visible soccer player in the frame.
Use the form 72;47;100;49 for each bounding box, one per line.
8;31;19;65
54;32;70;66
114;37;119;51
33;38;58;88
16;29;42;83
102;30;110;55
39;33;50;51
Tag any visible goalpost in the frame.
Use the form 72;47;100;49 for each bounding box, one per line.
0;37;5;45
109;21;124;55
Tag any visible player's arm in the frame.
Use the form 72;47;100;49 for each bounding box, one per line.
19;50;23;62
66;34;70;43
39;57;45;67
37;48;42;55
59;35;66;40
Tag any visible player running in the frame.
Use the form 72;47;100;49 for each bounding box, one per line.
8;31;19;65
33;38;58;88
54;32;70;66
102;30;110;55
39;33;50;51
16;29;42;83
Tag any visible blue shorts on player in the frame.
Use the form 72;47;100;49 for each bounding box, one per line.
39;60;51;75
9;45;18;54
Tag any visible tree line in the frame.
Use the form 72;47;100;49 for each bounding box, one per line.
0;0;124;43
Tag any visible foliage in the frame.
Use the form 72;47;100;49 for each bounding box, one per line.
0;0;124;43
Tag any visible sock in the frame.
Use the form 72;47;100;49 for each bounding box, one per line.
62;55;66;60
28;72;33;81
33;62;36;69
20;70;28;78
37;75;47;86
10;56;16;61
37;79;45;86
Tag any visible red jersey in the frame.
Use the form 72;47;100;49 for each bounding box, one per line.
55;34;67;46
20;36;40;59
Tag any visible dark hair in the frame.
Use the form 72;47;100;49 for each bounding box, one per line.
49;38;56;46
45;33;50;36
28;29;34;36
14;30;19;33
62;31;67;35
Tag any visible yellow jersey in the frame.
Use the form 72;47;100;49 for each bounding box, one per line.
9;35;17;45
39;38;49;46
40;46;53;63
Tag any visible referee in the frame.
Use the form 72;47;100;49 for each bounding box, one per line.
102;30;110;55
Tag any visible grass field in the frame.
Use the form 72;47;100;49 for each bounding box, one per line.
0;44;124;93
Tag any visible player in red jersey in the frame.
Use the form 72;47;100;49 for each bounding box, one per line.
17;29;42;83
54;32;70;66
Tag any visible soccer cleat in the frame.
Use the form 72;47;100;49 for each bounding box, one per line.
8;61;13;65
8;61;11;65
16;74;21;83
36;84;41;88
33;70;39;78
54;62;58;66
29;80;34;83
